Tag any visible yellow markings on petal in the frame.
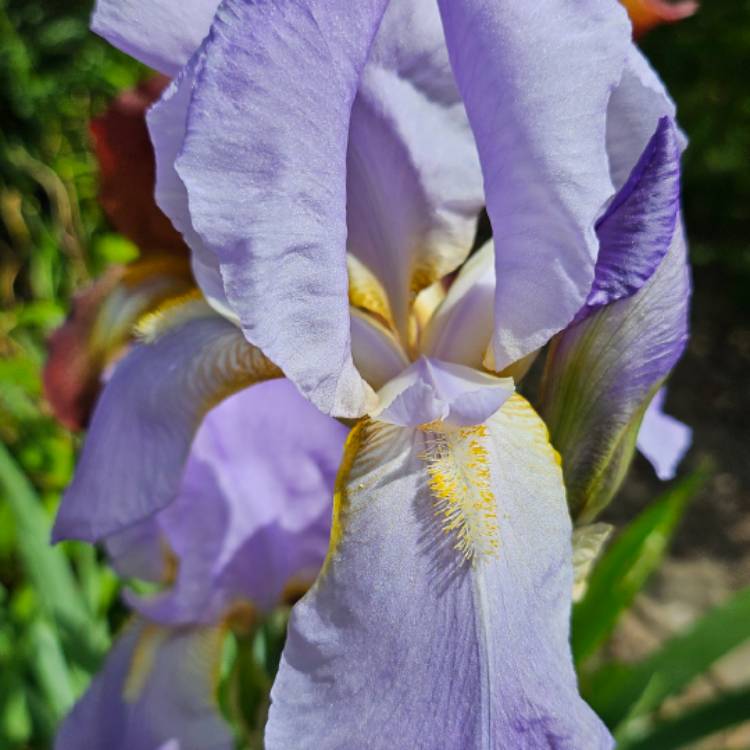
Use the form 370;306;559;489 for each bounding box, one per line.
324;418;369;572
123;623;166;702
420;421;499;564
123;620;227;704
197;334;281;416
347;254;395;330
133;288;207;343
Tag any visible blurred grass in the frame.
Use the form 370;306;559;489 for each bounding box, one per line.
1;0;749;748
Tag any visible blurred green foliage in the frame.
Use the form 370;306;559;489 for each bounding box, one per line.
1;0;749;748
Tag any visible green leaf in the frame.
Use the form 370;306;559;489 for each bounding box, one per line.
617;685;750;750
0;442;108;670
588;585;750;730
26;617;76;718
572;467;707;665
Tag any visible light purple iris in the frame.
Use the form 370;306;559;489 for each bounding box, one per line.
56;380;348;749
53;0;693;747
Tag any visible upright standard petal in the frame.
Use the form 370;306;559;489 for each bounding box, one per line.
122;380;347;624
437;0;631;370
606;46;686;191
55;619;231;750
636;387;692;480
175;0;390;416
541;221;690;521
267;396;611;749
91;0;220;76
53;302;280;542
347;8;484;340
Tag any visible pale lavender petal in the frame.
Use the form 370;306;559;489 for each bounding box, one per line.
55;620;231;750
541;220;691;521
106;520;165;584
607;46;687;191
637;388;692;480
346;47;482;338
53;306;279;542
175;0;389;416
91;0;219;76
438;0;631;370
267;397;612;749
126;380;347;623
368;0;461;105
374;357;514;428
578;117;681;320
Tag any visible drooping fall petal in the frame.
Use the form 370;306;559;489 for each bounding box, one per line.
111;379;347;624
55;620;231;750
267;396;612;749
53;302;280;542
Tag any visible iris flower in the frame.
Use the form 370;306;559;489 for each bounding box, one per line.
54;0;692;747
57;381;347;749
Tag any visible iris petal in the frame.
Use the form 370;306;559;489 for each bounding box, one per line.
373;357;513;428
119;380;347;624
53;304;280;542
606;46;686;191
636;387;692;480
267;395;611;749
174;0;389;416
55;619;231;750
91;0;219;76
347;61;482;339
438;0;631;370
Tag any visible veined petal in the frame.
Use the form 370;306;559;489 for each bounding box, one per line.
422;240;495;369
122;380;347;624
175;0;388;416
541;221;690;521
55;619;231;750
579;117;681;319
636;387;692;480
43;258;194;430
607;46;686;192
438;0;631;370
267;396;612;749
347;61;482;339
373;357;513;428
53;303;280;542
91;0;220;76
